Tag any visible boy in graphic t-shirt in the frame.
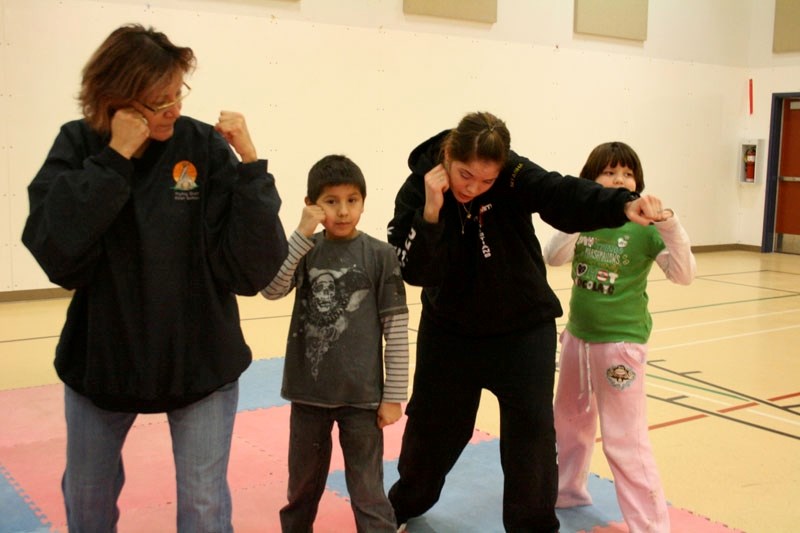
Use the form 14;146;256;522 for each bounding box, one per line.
261;154;409;533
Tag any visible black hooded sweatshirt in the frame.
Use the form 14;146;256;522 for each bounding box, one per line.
387;130;637;337
22;117;287;412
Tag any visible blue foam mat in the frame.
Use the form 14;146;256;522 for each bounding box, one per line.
326;439;625;533
237;357;288;412
0;358;627;533
0;465;52;533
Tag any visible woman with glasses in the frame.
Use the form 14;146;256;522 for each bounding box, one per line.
21;24;287;532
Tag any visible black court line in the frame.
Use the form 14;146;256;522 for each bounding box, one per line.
648;362;800;416
692;274;800;295
647;394;800;441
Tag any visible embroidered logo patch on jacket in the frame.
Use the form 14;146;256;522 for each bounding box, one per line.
172;160;200;201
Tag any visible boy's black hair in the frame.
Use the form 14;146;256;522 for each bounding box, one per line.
307;155;367;202
579;141;645;193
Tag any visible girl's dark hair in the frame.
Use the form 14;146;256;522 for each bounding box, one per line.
307;155;367;202
79;24;196;133
442;111;511;167
579;141;645;193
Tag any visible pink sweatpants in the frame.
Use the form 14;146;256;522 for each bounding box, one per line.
554;329;670;533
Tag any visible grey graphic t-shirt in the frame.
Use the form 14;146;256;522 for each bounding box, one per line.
281;232;407;407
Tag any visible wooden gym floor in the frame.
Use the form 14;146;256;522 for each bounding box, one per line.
0;250;798;532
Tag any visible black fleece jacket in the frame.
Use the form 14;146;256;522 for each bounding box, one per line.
22;117;287;412
387;130;636;337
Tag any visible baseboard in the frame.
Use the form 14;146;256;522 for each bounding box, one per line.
692;243;762;253
0;288;73;303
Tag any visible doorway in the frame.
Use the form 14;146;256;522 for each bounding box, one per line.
762;92;800;254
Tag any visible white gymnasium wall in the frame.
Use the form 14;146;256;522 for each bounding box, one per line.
2;0;798;291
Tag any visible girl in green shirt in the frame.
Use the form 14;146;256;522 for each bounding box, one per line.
544;141;696;533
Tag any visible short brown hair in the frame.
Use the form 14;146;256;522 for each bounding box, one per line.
79;24;195;134
580;141;645;193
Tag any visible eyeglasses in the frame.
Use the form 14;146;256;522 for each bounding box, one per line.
138;82;191;114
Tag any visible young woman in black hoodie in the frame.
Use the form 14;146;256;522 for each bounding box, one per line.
386;111;667;532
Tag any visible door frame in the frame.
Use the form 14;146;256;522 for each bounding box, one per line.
761;91;800;252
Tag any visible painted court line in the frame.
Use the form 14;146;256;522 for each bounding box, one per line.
649;383;800;428
655;400;800;440
642;390;800;440
654;307;800;332
650;323;800;351
648;374;747;401
648;362;799;415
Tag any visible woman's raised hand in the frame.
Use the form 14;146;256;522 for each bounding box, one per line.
109;108;150;159
215;111;257;163
423;163;450;223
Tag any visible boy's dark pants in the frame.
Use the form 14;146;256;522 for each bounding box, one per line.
281;403;396;533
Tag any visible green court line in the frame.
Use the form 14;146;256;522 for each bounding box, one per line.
648;373;748;401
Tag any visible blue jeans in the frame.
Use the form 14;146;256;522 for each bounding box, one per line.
62;381;239;533
280;403;396;533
